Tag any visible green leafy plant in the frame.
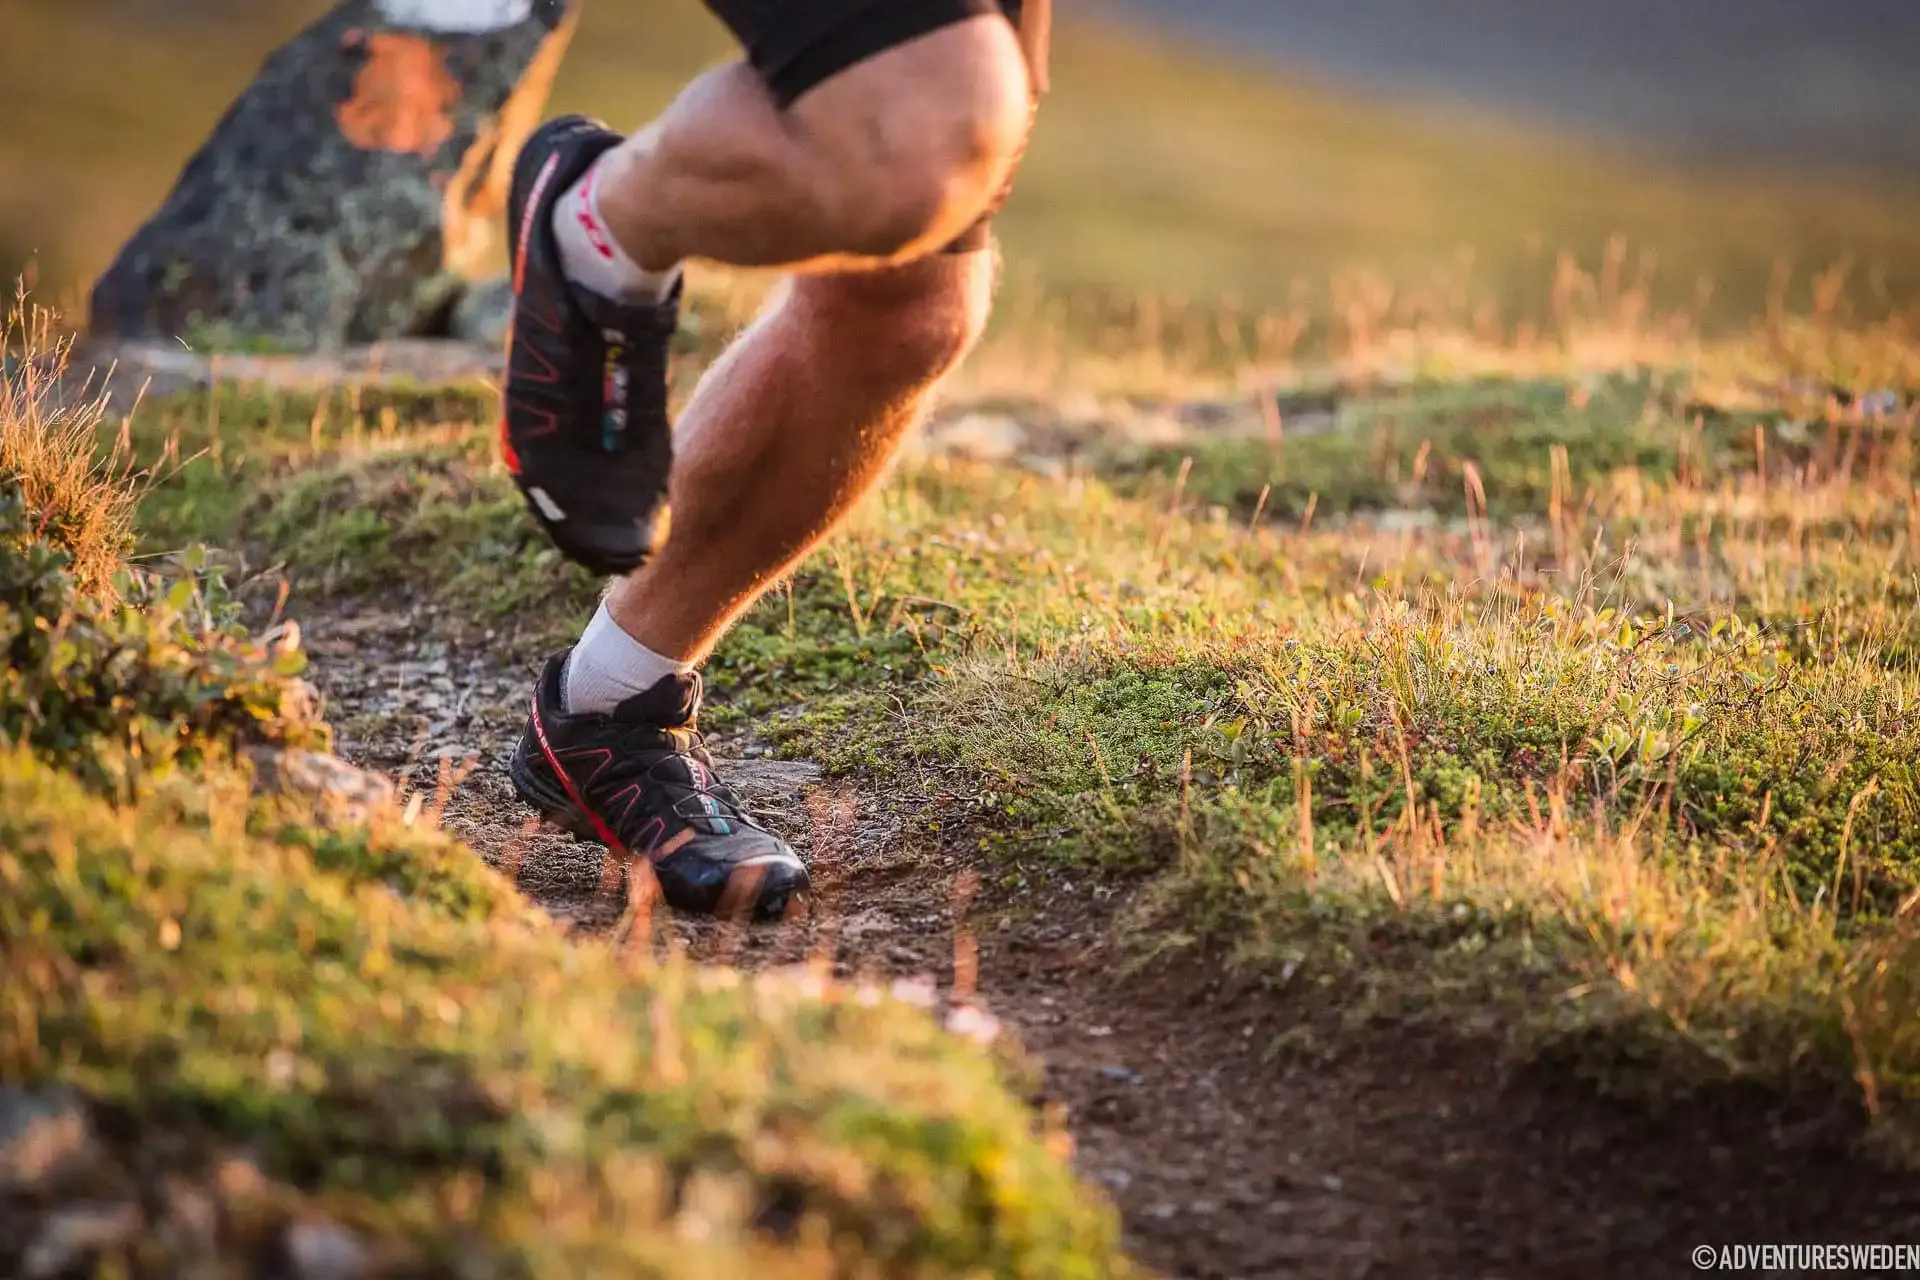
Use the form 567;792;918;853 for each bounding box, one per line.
0;484;326;797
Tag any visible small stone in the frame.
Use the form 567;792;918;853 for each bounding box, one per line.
249;747;396;826
0;1087;94;1193
287;1220;371;1280
159;1177;220;1255
23;1203;143;1278
927;412;1028;462
449;274;514;348
1320;1174;1344;1193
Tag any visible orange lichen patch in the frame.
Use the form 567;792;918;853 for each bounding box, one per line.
440;10;578;275
335;32;460;157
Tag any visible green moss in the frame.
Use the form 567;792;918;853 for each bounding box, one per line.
0;750;1125;1276
1106;373;1920;525
129;382;497;554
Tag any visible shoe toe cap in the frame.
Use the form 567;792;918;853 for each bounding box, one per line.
658;835;809;920
744;856;810;921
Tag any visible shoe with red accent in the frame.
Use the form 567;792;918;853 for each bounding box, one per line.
508;653;810;921
501;115;676;577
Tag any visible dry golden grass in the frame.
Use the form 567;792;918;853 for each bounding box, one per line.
0;296;137;597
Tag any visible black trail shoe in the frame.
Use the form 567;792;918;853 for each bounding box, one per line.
501;115;676;576
508;654;809;921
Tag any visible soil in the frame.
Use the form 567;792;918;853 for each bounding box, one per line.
300;602;1920;1280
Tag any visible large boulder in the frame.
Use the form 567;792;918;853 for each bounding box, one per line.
88;0;575;352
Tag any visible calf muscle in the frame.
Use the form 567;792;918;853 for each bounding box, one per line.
605;251;997;660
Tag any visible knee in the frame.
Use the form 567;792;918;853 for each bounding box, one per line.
797;251;998;382
861;82;1029;258
799;18;1032;258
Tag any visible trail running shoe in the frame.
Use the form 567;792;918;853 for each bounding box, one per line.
501;115;676;576
508;654;810;921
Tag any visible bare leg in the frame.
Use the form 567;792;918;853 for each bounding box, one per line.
505;11;1031;918
604;248;997;660
591;17;1031;274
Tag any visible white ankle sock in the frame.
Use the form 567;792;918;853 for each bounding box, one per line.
563;602;694;715
550;157;682;304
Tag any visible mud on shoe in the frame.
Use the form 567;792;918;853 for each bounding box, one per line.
508;654;810;921
501;115;677;577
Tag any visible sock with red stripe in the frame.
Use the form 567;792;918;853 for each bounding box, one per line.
550;153;682;304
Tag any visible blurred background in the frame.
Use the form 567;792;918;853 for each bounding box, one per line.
5;0;1917;330
1118;0;1920;171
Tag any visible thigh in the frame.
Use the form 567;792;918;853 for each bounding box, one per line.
702;0;1042;254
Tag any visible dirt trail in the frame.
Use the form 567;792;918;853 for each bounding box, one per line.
303;605;1920;1280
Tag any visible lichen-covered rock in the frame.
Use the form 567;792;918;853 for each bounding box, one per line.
88;0;575;352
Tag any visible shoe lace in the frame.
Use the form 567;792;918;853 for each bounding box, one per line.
615;724;755;829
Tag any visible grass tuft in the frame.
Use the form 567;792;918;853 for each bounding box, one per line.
1;298;136;599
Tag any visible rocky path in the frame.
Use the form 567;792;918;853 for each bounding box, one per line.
301;604;1920;1280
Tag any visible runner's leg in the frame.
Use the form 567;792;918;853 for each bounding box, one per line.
506;1;1037;918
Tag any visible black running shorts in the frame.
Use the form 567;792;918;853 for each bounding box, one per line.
703;0;1045;251
705;0;1032;107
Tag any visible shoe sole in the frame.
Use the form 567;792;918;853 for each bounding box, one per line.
507;748;806;924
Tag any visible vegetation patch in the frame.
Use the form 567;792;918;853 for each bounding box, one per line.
1109;372;1920;526
3;338;1123;1277
103;291;1920;1166
1;317;136;596
1;332;325;798
0;749;1123;1277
